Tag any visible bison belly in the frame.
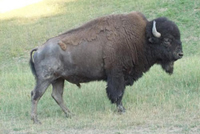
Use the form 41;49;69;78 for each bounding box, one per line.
61;41;106;84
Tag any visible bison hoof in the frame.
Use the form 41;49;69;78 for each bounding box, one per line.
66;113;74;118
117;105;126;114
33;119;42;124
31;115;42;124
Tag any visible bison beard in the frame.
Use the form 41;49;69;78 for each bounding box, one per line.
30;11;183;124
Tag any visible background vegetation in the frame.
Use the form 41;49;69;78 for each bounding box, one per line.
0;0;200;133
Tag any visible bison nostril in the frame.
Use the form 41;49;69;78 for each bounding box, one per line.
178;53;183;57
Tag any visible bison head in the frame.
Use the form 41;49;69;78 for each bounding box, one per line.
146;17;183;74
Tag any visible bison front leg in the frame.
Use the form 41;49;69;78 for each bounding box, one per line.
106;69;126;113
51;79;72;117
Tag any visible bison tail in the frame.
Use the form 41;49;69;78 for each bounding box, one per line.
29;48;38;78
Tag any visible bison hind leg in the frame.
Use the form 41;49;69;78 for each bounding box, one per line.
31;80;51;124
51;79;73;118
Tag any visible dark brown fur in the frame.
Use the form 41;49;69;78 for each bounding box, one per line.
59;12;147;71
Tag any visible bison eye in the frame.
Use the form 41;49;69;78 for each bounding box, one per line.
163;38;171;46
164;38;171;43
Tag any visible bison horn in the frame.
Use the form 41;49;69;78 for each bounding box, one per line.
152;21;161;38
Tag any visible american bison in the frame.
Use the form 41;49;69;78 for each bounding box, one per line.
30;11;183;124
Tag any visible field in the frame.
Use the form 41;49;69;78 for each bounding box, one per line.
0;0;200;133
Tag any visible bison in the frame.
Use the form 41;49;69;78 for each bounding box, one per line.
30;11;183;124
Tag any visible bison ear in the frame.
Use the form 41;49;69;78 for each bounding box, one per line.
148;37;154;43
147;36;160;44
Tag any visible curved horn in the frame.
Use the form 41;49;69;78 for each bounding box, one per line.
152;21;161;38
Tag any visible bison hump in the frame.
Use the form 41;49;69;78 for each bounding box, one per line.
58;13;127;48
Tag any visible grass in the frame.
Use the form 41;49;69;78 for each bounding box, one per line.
0;0;200;133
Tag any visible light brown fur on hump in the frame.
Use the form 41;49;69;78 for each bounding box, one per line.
59;16;109;47
58;41;67;51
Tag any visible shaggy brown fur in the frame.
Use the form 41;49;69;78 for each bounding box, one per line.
59;12;147;67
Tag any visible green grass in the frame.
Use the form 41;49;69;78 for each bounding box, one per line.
0;0;200;133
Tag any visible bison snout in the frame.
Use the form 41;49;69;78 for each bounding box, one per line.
177;52;183;59
174;51;183;60
178;52;183;57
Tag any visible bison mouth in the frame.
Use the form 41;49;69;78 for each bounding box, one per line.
161;61;174;75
